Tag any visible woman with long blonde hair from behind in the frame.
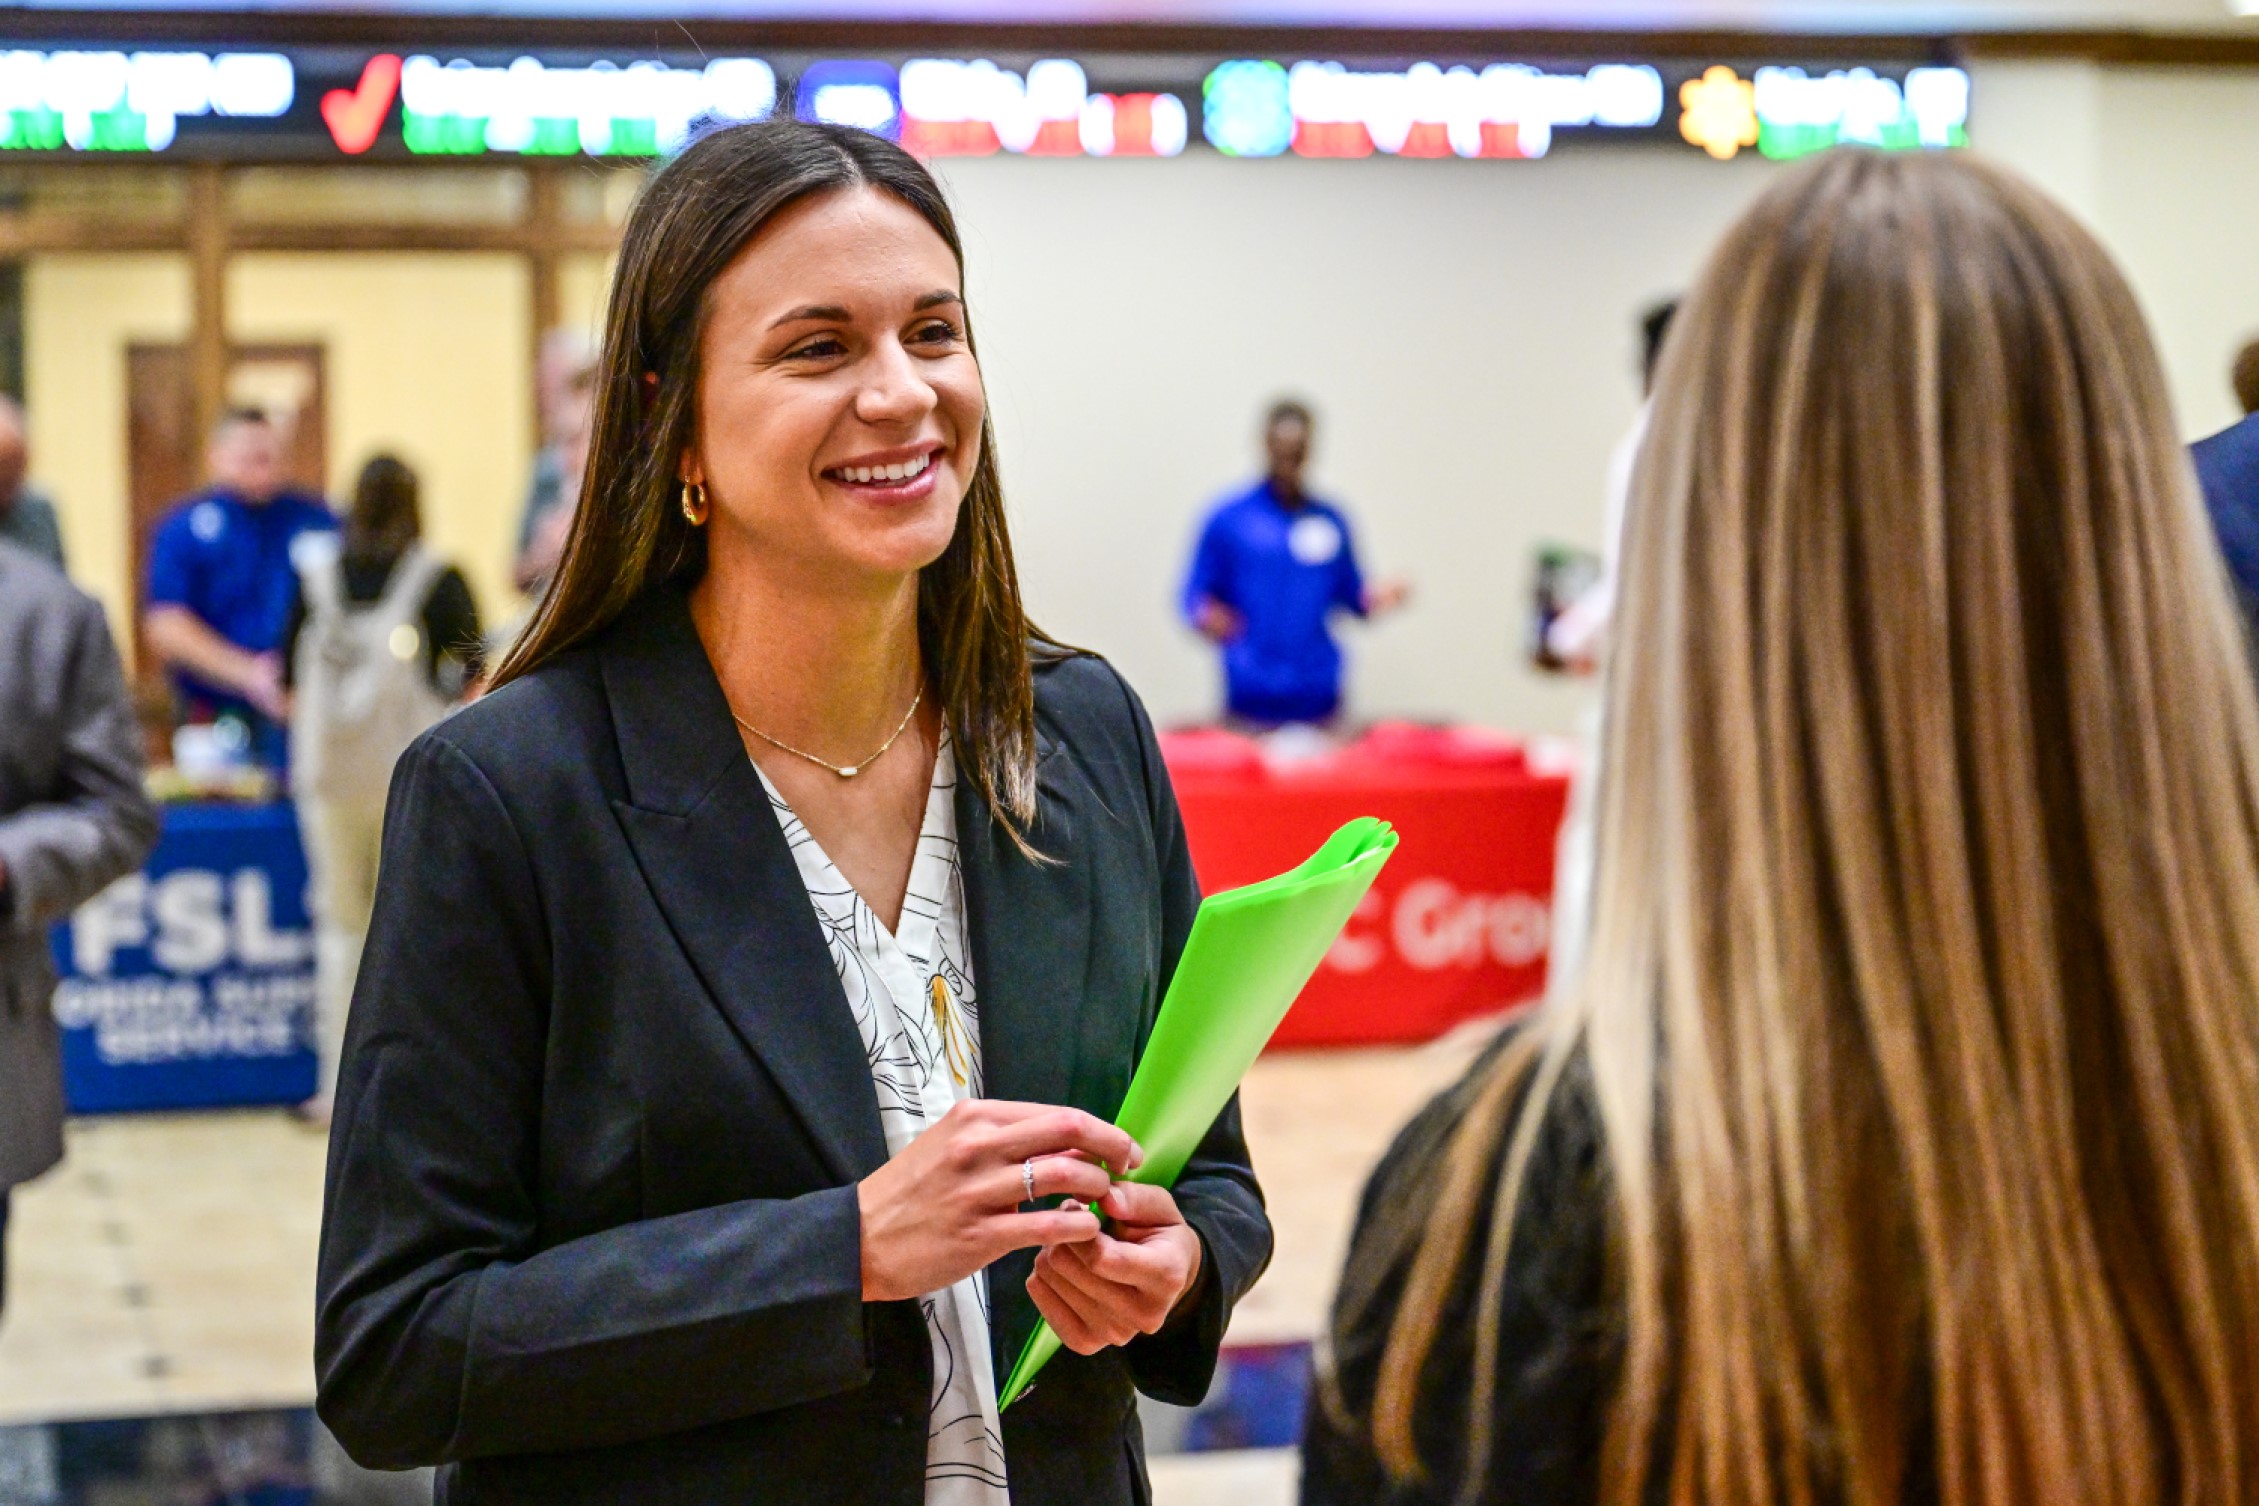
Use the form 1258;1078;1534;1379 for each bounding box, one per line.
1304;147;2259;1506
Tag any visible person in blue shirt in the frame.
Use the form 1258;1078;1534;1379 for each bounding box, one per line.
1181;400;1408;727
2196;409;2259;635
146;407;336;749
2194;339;2259;639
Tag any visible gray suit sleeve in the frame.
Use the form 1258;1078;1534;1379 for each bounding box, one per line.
0;596;159;932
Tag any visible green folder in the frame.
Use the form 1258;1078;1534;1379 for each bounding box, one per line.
998;816;1399;1409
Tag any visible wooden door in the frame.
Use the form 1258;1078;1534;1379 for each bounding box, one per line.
124;343;327;673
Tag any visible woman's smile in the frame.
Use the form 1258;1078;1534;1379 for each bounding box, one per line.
823;442;947;503
685;184;984;581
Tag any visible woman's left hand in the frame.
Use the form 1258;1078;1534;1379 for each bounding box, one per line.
1027;1182;1205;1355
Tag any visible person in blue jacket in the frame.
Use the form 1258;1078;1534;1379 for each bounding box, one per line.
145;407;335;758
2194;336;2259;640
1181;400;1409;727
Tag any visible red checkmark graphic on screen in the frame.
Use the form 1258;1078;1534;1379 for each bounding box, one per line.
322;54;401;155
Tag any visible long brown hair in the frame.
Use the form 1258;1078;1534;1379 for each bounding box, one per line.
1356;148;2259;1504
491;120;1056;843
341;453;421;566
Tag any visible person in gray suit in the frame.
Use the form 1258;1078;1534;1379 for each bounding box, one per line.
0;398;64;573
0;540;158;1314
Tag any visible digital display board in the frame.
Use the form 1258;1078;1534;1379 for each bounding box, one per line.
0;41;1969;164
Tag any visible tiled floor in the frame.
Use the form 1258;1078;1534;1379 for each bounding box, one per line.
0;1111;324;1425
1150;1447;1299;1506
0;1029;1496;1502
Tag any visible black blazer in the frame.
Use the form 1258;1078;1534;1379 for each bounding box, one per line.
314;584;1272;1505
1302;1031;1947;1506
1300;1031;1613;1506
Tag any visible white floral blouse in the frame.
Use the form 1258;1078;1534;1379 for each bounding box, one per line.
755;736;1010;1505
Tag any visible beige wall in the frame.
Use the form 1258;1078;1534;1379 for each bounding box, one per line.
939;148;1786;735
1972;61;2259;441
24;255;190;645
26;60;2259;725
229;252;531;620
2088;68;2259;441
952;65;2259;735
559;253;616;353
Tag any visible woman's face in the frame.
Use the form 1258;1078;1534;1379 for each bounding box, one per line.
685;185;983;591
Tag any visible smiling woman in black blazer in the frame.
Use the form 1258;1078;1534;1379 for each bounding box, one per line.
313;120;1271;1506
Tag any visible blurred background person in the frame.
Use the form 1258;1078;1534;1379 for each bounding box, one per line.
2196;335;2259;636
0;539;158;1321
1181;399;1409;730
0;397;63;573
145;408;335;762
489;385;592;668
1308;150;2259;1506
1539;297;1678;1012
506;383;592;604
281;453;481;1127
511;329;597;594
1542;300;1676;674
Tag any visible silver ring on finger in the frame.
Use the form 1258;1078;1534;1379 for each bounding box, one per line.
1023;1157;1038;1205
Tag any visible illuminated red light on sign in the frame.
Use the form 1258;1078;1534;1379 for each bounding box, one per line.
1292;120;1370;157
898;113;1080;156
319;52;398;153
1478;121;1537;158
1273;59;1667;161
900;58;1185;159
901;116;997;155
1398;121;1452;157
1099;94;1179;156
1026;117;1080;155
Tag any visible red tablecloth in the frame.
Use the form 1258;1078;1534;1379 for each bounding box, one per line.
1163;727;1572;1048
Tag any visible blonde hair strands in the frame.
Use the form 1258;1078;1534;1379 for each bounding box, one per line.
1362;150;2259;1505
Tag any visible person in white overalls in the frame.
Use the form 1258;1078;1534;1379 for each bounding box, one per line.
283;455;482;1124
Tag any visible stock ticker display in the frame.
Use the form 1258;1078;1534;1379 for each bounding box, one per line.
0;40;1970;163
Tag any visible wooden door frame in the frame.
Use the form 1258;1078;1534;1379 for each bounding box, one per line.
0;159;616;449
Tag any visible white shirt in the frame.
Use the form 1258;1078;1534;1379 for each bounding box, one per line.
755;737;1011;1505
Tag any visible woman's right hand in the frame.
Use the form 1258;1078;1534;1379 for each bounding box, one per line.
857;1100;1142;1303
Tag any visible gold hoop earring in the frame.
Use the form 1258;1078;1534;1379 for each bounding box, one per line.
680;480;709;526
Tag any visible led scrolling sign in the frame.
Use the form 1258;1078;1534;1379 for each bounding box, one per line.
0;45;1970;164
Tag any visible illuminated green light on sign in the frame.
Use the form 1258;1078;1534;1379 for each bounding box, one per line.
400;110;672;157
1752;65;1969;161
0;48;293;152
524;116;577;154
605;117;658;155
399;54;773;157
1;104;158;151
401;111;482;154
1758;116;1968;159
1;107;66;150
87;107;154;150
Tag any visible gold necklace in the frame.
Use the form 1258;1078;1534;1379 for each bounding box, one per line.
731;685;924;779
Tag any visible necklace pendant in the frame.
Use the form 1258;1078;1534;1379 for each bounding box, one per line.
728;681;921;783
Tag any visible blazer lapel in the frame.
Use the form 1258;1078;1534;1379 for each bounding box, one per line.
601;586;888;1186
956;729;1090;1122
957;721;1099;1386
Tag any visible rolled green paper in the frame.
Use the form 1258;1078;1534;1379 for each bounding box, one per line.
999;817;1399;1409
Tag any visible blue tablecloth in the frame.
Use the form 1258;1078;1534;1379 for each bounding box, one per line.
48;801;317;1113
